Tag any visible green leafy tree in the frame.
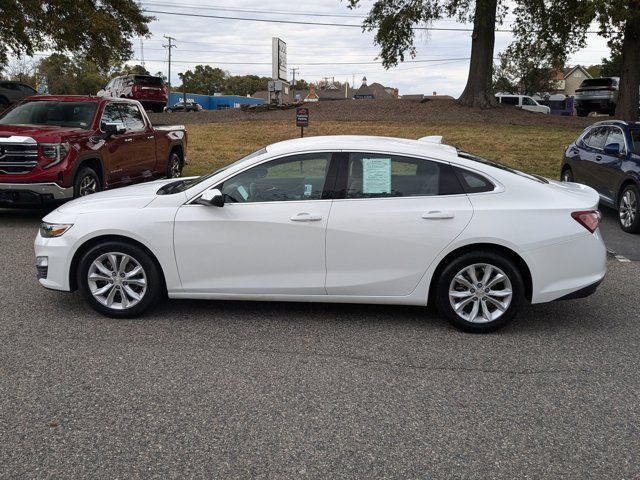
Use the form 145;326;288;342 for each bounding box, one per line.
0;1;151;68
600;52;623;77
493;45;559;96
121;64;150;76
347;0;503;107
37;53;117;94
225;75;271;96
178;65;228;95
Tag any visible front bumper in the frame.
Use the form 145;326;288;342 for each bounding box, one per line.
0;182;73;206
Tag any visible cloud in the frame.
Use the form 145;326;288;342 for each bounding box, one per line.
136;0;611;97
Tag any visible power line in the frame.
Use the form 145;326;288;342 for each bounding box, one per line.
129;57;473;66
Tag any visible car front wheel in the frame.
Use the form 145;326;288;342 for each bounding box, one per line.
561;167;574;182
619;184;640;233
78;241;163;318
435;251;525;333
74;167;101;198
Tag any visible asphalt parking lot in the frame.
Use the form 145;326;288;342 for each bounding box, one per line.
1;206;638;479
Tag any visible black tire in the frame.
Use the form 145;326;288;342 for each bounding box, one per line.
168;152;183;178
576;109;588;117
73;166;101;198
618;183;640;233
561;166;574;182
151;105;165;113
434;251;525;333
78;241;163;318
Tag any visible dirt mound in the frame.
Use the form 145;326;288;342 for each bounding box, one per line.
149;98;600;128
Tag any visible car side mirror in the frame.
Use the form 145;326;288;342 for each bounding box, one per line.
103;122;126;137
196;188;225;207
603;143;622;155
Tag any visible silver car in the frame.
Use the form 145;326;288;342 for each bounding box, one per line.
574;77;619;117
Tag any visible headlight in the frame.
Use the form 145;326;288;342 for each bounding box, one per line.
41;143;71;169
40;222;73;238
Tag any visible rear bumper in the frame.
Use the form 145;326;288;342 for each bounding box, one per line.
0;182;73;206
554;277;603;301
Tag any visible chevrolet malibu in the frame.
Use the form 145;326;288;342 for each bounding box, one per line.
35;136;606;333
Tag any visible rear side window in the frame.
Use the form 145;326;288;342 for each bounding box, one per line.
345;153;464;198
500;96;519;105
630;129;640;154
453;168;495;193
120;104;145;131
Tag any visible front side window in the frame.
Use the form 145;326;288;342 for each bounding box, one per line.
500;96;519;105
219;153;331;203
119;104;145;131
629;129;640;154
605;128;626;152
522;97;536;106
346;153;463;198
586;127;608;150
100;103;123;128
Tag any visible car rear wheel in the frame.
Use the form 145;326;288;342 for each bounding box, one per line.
78;241;162;318
168;152;183;178
619;184;640;233
74;167;101;198
435;251;525;333
561;167;574;182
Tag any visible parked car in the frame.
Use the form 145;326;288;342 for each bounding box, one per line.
536;94;575;116
561;120;640;233
164;100;203;113
0;95;186;207
0;81;37;112
495;94;550;114
97;75;168;113
35;135;606;333
574;77;619;117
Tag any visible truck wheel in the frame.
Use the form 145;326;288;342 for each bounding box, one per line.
74;167;101;198
168;153;183;178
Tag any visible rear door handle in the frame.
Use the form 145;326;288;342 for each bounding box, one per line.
124;138;133;143
146;135;155;140
422;210;455;219
290;212;323;222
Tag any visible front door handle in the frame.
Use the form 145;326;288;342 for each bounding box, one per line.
146;135;155;140
124;138;133;143
422;210;455;220
290;212;323;222
595;155;602;161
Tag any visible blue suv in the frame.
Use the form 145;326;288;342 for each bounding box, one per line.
561;120;640;233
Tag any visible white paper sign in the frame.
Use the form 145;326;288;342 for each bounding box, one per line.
362;158;391;194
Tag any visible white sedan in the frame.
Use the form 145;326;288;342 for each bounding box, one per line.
35;135;606;332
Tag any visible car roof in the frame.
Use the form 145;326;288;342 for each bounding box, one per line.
265;135;460;161
23;95;139;105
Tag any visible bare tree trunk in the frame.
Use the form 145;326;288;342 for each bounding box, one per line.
615;5;640;122
458;0;498;108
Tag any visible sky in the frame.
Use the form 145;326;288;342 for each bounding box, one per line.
132;0;612;97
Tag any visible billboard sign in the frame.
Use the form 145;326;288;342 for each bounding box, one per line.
272;37;287;82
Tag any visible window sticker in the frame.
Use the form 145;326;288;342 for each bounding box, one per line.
362;158;391;194
237;185;249;200
304;184;313;197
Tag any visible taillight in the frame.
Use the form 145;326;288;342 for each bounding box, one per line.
132;84;140;94
572;210;601;233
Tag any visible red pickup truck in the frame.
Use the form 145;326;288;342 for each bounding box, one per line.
0;95;187;206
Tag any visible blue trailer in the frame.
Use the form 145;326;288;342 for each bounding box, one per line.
168;92;265;110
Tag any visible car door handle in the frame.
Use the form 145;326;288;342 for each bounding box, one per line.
124;138;133;143
290;212;323;222
422;210;455;219
146;135;155;140
595;155;602;161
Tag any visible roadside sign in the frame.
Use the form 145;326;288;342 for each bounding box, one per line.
296;107;309;127
296;107;309;138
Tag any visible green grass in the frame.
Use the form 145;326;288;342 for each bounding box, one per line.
183;121;584;179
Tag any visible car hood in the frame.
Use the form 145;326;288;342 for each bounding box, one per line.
51;178;189;218
0;124;89;142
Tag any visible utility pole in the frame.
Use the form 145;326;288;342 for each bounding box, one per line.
163;35;176;107
290;67;299;101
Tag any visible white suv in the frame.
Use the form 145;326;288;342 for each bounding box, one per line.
495;94;551;114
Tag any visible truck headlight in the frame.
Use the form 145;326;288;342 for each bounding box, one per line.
41;143;71;169
40;222;73;238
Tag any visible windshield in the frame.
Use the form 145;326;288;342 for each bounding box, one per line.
157;148;268;195
458;152;548;183
0;101;97;129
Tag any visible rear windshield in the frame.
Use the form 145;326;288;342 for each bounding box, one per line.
134;76;164;86
0;100;97;129
458;152;548;183
580;78;616;88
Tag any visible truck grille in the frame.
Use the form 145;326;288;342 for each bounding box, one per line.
0;143;39;174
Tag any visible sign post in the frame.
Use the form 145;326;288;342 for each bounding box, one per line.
296;107;309;138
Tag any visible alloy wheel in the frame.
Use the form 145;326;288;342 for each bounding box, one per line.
79;175;98;196
620;189;637;228
170;156;182;178
448;263;513;324
87;252;147;310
